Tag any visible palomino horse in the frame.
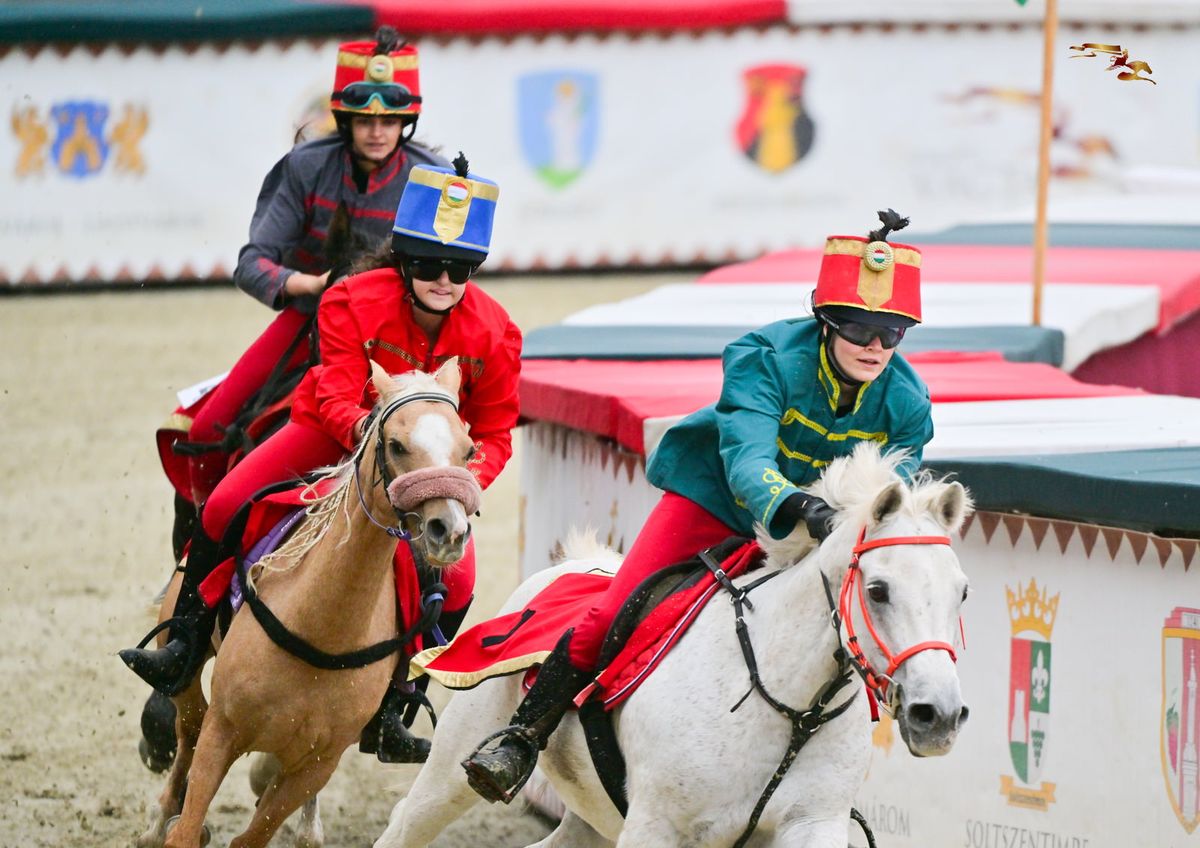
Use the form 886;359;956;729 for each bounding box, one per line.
375;443;972;848
138;359;481;848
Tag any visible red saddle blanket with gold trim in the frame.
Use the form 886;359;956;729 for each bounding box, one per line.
414;540;762;710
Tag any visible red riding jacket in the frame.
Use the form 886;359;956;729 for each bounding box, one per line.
290;267;523;489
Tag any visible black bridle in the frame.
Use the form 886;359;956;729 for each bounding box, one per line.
354;390;461;540
244;389;461;672
698;548;876;848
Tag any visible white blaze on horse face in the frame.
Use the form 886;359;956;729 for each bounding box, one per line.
409;411;456;467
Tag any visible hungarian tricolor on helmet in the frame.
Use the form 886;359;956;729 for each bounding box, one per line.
392;153;499;264
813;209;922;330
330;27;422;119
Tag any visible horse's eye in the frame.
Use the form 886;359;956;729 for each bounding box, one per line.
465;444;477;462
388;439;407;455
961;585;970;604
867;583;889;604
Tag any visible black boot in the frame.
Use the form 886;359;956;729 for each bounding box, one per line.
138;690;178;773
119;529;221;697
359;599;473;764
359;684;434;763
461;629;591;804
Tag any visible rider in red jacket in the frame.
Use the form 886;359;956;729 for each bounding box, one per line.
182;28;445;512
122;157;520;763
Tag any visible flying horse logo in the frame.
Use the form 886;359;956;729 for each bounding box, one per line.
1162;606;1200;833
1002;578;1059;810
11;100;148;179
734;63;815;174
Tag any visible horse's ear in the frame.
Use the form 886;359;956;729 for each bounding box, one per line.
931;481;973;534
370;361;399;399
869;480;905;527
435;357;462;396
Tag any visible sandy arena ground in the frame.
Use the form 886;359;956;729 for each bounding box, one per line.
0;272;676;847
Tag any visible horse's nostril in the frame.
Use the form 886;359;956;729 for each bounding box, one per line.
959;705;970;724
907;703;937;727
426;518;448;543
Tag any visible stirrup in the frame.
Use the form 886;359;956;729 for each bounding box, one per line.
461;725;542;804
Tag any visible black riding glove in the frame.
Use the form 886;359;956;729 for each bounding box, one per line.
774;493;837;542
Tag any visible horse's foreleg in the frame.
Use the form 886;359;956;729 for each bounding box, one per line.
229;757;339;848
528;811;614;848
613;816;684;848
137;678;208;848
294;796;324;848
372;684;514;848
775;815;850;847
163;711;238;848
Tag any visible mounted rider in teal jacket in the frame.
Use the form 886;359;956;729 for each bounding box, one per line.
462;209;935;806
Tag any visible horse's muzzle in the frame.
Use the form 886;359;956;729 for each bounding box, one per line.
387;466;482;515
896;685;970;757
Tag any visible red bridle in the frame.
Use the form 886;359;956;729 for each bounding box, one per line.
838;527;958;711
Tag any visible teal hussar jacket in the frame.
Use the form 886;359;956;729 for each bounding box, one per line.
646;318;933;540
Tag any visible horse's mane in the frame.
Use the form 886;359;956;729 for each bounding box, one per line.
756;442;973;570
249;370;454;586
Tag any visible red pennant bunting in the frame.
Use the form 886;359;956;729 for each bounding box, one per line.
1179;540;1197;571
1152;537;1174;568
1051;520;1075;554
978;512;1001;544
1027;518;1050;551
1101;527;1125;561
1127;533;1149;564
959;512;976;539
1078;525;1099;558
1002;515;1025;547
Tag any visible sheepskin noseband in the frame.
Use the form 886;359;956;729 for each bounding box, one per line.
387;465;482;515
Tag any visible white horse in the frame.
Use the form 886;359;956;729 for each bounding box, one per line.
375;443;973;848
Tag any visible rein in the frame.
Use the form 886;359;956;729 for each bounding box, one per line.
721;524;953;848
246;387;463;671
710;556;859;848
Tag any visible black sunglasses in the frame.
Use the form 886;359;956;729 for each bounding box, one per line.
335;83;422;110
405;257;479;285
820;314;906;349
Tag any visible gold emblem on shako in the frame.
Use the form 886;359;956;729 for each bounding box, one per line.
366;55;394;83
863;240;895;273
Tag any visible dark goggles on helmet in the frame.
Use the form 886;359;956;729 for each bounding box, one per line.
820;314;906;349
405;257;479;285
334;83;422;111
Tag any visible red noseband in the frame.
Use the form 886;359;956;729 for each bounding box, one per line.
839;527;957;711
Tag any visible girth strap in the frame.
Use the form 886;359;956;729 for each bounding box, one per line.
242;565;446;671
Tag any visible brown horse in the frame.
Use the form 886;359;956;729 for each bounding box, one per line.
138;359;481;848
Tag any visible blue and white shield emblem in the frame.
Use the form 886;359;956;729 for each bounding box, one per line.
50;101;110;178
517;71;599;190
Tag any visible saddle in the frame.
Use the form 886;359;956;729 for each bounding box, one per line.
413;537;765;814
156;315;317;506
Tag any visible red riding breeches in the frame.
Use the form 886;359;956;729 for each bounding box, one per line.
188;305;312;504
567;491;736;671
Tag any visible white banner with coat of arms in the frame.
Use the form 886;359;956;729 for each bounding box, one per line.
2;18;1199;283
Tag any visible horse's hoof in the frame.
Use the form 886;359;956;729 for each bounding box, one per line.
164;815;211;847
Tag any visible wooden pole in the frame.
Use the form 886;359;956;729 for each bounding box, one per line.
1031;0;1059;326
